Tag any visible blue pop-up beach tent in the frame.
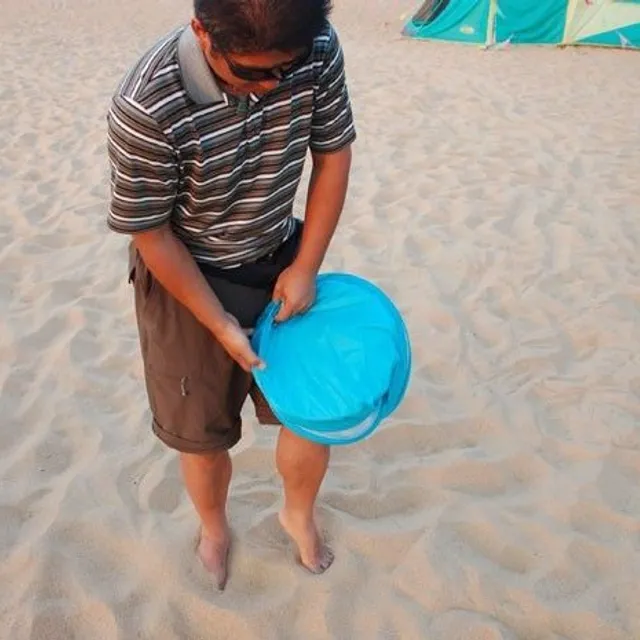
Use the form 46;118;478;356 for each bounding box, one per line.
403;0;640;49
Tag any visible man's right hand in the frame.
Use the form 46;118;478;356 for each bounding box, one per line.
216;314;265;373
133;225;265;373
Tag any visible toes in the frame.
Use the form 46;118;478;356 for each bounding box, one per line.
215;570;228;591
322;548;335;570
300;546;334;574
318;547;335;573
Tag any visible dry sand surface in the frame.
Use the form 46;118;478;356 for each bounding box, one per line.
2;0;640;638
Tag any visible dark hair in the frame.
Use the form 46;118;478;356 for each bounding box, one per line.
194;0;332;53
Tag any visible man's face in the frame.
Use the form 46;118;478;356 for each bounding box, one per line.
192;18;310;97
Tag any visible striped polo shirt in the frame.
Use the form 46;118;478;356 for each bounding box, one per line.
107;22;356;268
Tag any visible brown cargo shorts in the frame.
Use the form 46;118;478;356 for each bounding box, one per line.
128;245;280;453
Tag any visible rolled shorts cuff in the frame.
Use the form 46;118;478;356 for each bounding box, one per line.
152;417;242;453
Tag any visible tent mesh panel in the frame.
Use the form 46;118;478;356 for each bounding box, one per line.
412;0;452;24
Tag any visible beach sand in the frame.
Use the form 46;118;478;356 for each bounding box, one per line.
2;0;640;638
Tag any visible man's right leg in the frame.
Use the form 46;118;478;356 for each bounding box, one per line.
180;450;232;590
129;245;251;590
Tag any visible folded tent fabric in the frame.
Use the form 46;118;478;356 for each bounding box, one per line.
251;273;411;445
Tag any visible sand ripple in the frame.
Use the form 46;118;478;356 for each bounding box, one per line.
2;0;640;638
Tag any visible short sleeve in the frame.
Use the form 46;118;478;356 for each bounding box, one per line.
106;95;179;234
310;26;357;154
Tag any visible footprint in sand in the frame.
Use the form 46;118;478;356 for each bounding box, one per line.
0;488;50;553
19;316;68;354
364;418;480;459
534;564;591;604
429;609;519;640
29;600;118;640
441;453;548;498
595;449;640;517
568;499;638;544
566;537;623;581
144;468;183;515
449;519;539;575
33;435;74;478
323;484;430;521
29;607;88;640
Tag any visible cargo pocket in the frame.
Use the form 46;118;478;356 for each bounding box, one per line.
145;351;248;449
143;337;222;447
146;367;219;444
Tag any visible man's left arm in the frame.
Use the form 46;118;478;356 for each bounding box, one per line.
294;145;352;274
273;27;356;321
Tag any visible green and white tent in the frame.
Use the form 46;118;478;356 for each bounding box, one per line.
403;0;640;49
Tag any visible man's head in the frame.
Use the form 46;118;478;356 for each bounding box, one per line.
192;0;332;96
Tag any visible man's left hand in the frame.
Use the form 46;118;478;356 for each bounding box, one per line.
272;264;317;323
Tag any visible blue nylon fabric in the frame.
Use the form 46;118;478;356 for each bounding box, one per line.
494;0;568;44
251;273;411;445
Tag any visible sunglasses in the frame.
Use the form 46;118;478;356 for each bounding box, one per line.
220;46;312;82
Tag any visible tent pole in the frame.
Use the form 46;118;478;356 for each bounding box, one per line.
486;0;498;46
562;0;577;45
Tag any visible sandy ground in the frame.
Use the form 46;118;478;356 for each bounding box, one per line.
2;1;640;638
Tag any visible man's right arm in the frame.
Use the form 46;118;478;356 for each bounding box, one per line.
107;96;262;371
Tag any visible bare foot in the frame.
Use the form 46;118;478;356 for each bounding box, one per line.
197;526;230;590
278;509;334;574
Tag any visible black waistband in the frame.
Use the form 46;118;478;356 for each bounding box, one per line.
196;219;303;289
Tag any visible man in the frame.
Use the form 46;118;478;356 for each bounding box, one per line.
106;0;355;589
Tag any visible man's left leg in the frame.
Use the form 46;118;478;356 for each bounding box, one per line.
249;385;333;573
276;427;333;573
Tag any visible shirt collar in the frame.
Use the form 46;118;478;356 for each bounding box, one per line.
177;25;226;105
